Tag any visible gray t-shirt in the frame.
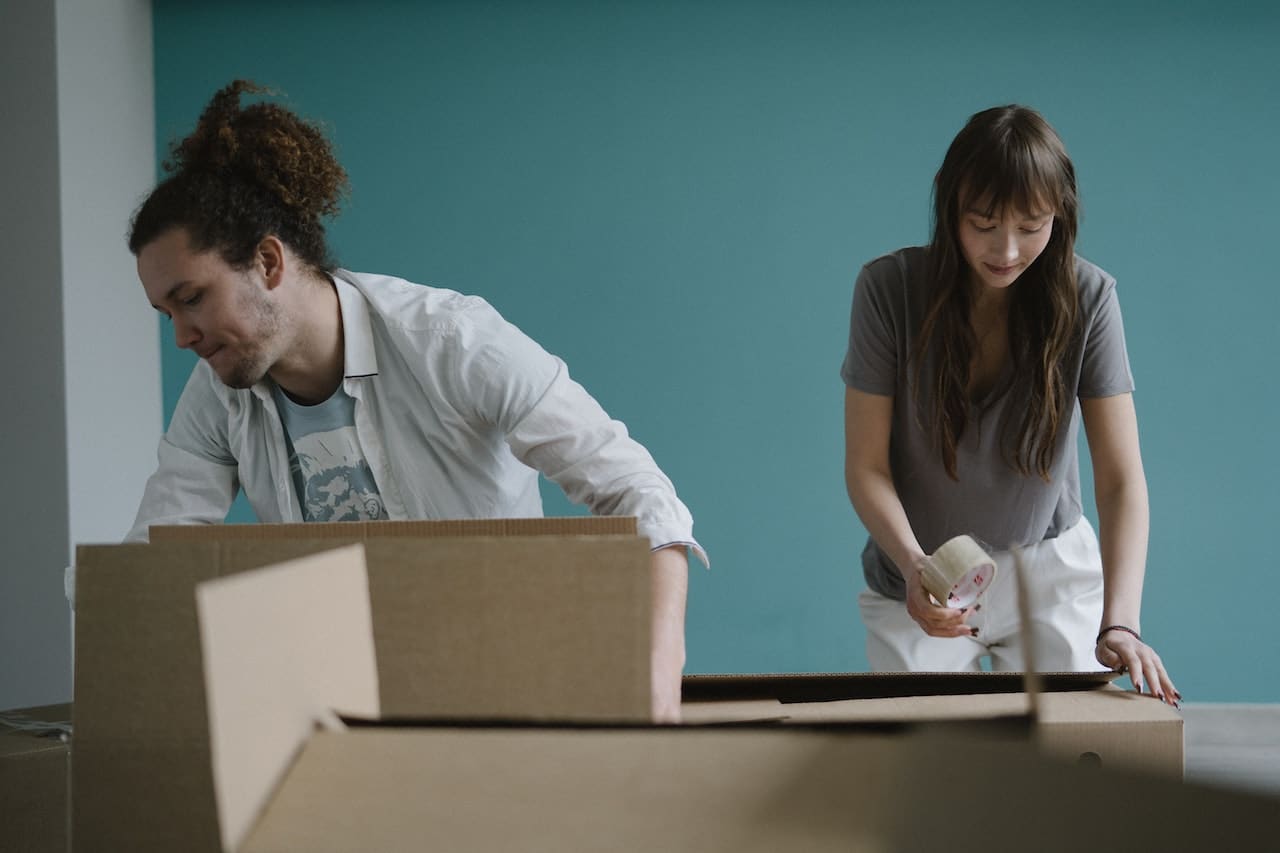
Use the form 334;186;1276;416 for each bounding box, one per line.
841;246;1134;599
271;383;389;522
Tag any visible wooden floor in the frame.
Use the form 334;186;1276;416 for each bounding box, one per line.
1182;703;1280;796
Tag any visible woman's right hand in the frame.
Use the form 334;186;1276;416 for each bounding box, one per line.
904;558;979;638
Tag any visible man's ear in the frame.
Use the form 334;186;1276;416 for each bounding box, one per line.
256;235;287;289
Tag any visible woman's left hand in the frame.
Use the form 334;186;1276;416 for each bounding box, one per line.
1095;629;1180;707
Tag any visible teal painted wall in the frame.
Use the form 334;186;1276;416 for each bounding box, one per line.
151;0;1279;700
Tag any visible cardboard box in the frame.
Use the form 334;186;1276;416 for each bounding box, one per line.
72;519;652;853
0;703;71;853
188;547;1272;853
682;671;1184;779
70;523;1194;852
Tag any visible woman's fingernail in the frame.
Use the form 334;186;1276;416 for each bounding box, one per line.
973;604;982;611
960;607;969;614
1174;691;1183;700
970;627;979;636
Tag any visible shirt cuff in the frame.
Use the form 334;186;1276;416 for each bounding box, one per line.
650;539;709;569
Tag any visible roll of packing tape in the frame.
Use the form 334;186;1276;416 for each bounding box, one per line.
921;535;997;609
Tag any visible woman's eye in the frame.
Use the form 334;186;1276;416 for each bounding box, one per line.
972;223;996;233
183;294;203;307
1020;225;1046;234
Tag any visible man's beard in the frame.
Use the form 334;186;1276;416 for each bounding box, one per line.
219;351;269;389
216;280;283;389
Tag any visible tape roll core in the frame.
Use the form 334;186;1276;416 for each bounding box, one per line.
922;535;997;609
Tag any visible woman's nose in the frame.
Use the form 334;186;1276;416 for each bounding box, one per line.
994;229;1019;262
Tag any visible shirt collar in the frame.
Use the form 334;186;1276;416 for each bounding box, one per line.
332;269;379;379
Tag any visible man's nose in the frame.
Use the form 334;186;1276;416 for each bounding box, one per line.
173;315;201;350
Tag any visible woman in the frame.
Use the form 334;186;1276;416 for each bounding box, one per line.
842;105;1178;704
122;80;704;720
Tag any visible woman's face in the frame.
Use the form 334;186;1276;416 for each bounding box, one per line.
957;203;1055;294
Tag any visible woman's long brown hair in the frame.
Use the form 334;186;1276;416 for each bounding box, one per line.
912;105;1080;481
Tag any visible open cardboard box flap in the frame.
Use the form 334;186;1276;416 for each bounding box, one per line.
197;546;379;853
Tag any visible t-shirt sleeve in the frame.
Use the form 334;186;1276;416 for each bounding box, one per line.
841;261;899;396
1078;282;1136;398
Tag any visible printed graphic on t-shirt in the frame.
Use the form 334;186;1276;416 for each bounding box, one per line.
289;427;388;522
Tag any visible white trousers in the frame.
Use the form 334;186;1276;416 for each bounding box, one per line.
858;518;1106;672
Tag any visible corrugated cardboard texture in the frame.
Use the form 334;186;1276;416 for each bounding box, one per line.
73;544;229;853
0;704;70;853
682;673;1182;779
364;537;650;718
243;727;911;852
73;533;651;852
1036;685;1183;777
150;515;638;542
240;726;1276;853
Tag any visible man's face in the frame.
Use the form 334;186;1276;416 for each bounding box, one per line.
138;228;283;389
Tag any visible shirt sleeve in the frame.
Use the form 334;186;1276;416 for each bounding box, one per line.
1078;282;1136;399
841;260;900;396
445;302;707;564
124;365;239;541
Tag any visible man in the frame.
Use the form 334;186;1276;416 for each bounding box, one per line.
123;80;704;719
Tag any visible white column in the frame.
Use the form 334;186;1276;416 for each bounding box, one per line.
0;0;159;710
56;0;159;551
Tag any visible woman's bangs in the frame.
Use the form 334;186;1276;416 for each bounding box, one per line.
961;142;1063;220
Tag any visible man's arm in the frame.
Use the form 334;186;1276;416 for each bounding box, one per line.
125;436;239;541
125;365;240;541
441;303;706;718
649;545;689;722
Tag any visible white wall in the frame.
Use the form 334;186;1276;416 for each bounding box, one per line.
0;0;159;710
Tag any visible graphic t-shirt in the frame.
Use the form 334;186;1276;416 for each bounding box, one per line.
271;383;388;522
